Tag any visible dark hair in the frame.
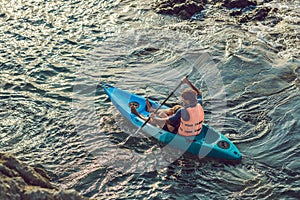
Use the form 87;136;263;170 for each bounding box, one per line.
181;88;197;104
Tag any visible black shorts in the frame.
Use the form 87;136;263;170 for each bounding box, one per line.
162;124;170;132
162;124;178;134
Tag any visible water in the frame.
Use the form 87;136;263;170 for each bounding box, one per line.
0;0;299;199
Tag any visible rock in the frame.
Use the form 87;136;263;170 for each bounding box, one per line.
0;152;88;200
153;0;207;19
222;0;256;9
0;153;54;189
207;0;256;9
230;9;243;16
238;7;281;23
152;0;280;24
239;7;270;23
22;187;86;200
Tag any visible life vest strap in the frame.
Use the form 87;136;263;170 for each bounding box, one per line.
180;121;203;127
179;127;202;134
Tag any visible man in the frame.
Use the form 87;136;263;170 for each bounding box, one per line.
150;77;204;136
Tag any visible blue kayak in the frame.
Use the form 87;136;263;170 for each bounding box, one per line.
104;84;242;160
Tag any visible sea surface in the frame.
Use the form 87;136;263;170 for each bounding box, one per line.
0;0;299;199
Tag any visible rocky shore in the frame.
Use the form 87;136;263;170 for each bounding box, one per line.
0;152;87;200
153;0;281;25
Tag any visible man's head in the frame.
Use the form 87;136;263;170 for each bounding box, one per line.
181;88;197;105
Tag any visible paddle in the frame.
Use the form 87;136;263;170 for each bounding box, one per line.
119;53;210;145
118;80;185;146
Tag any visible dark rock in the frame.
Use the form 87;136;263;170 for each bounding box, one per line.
222;0;257;9
230;9;243;16
153;0;207;19
207;0;256;9
1;153;54;189
152;0;279;24
239;7;272;23
252;7;271;20
33;166;51;182
0;152;88;200
22;188;86;200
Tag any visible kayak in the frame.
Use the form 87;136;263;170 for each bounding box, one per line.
104;84;242;160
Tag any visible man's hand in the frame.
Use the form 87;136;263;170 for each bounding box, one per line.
181;77;190;85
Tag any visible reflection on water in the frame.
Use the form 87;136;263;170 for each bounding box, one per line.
0;0;299;199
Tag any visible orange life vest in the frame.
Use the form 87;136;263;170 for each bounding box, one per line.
178;103;204;136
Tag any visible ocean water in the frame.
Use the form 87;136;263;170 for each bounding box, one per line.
0;0;299;199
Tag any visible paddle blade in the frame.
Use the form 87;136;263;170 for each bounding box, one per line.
118;136;130;146
119;124;143;146
134;126;142;136
185;52;211;70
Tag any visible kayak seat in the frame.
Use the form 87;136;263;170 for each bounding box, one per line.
128;95;147;114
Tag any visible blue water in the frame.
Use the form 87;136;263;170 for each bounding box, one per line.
0;0;299;199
